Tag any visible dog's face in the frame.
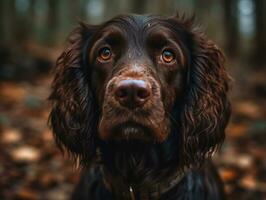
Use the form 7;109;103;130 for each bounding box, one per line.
49;14;231;167
88;16;187;142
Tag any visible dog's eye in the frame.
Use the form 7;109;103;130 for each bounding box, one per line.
98;47;112;61
161;50;175;63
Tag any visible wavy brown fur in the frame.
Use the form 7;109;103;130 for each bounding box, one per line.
48;13;231;200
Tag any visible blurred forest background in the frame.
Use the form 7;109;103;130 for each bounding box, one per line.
0;0;266;199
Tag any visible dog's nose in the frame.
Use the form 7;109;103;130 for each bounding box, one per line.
114;79;151;108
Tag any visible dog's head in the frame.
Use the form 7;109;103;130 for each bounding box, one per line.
49;14;230;168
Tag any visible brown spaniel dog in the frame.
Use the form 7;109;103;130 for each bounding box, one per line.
49;14;231;200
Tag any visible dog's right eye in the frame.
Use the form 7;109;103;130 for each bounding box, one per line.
161;50;175;63
98;47;112;61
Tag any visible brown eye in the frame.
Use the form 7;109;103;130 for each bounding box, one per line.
98;47;112;61
161;50;175;63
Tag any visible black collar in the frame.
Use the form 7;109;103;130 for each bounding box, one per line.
128;174;184;200
102;169;185;200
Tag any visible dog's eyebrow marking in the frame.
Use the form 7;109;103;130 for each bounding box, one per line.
99;27;124;40
147;29;186;66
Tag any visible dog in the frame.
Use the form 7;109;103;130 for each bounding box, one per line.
49;14;231;200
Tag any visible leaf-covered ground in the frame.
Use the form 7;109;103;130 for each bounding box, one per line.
0;63;265;200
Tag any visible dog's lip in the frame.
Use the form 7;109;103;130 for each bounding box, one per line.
110;121;152;141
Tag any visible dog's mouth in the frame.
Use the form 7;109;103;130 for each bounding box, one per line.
98;96;170;142
108;121;153;141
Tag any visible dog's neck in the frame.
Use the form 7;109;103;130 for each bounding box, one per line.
97;131;184;199
101;166;185;200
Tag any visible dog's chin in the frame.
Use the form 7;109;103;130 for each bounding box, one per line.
107;122;154;142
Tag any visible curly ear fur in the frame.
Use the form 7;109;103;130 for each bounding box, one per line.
48;23;99;162
176;16;231;168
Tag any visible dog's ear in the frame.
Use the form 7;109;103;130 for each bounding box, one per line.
49;23;99;162
173;15;231;168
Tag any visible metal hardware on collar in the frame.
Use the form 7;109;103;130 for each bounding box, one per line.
102;166;186;200
129;186;136;200
128;173;184;200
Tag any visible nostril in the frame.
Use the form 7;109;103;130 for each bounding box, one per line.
115;87;128;99
136;87;150;100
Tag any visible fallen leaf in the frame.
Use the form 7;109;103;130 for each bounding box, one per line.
220;168;239;182
2;128;22;144
219;150;254;169
39;173;58;188
41;129;53;142
15;187;38;200
234;101;262;119
227;123;248;138
11;146;40;162
240;175;257;190
0;83;27;103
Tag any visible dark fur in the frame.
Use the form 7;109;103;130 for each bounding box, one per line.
49;14;231;200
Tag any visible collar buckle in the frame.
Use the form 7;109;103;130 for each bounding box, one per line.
129;186;136;200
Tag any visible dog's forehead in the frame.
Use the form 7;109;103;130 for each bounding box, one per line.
104;14;163;34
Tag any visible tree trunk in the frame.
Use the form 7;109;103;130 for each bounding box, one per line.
222;0;239;57
254;0;266;66
0;0;4;41
130;0;146;14
47;0;59;44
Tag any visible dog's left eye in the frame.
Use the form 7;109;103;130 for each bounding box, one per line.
161;50;175;63
98;47;112;61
